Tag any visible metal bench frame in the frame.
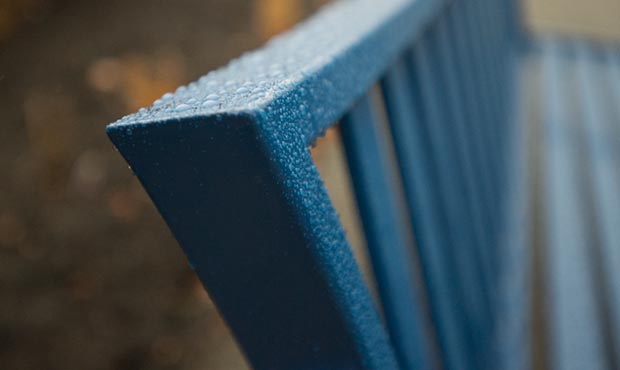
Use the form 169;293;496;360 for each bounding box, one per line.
107;0;528;369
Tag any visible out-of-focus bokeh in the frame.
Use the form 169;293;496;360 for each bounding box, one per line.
0;0;618;369
524;0;620;41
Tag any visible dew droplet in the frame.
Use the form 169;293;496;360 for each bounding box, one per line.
175;103;192;112
201;100;218;109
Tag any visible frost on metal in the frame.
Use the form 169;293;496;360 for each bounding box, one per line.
108;0;442;136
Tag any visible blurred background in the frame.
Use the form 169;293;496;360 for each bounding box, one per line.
0;0;618;369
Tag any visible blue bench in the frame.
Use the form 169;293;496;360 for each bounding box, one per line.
106;0;620;369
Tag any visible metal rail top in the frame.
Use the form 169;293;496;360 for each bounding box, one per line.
107;0;444;140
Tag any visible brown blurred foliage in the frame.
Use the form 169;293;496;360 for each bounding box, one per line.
0;0;328;369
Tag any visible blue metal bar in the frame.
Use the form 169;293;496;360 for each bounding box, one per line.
381;56;471;370
107;114;398;369
454;0;523;283
486;0;511;117
478;0;509;130
477;0;513;244
341;92;435;370
541;39;609;370
576;45;620;365
434;15;496;317
449;0;504;251
479;1;509;269
502;0;526;45
106;0;466;367
606;48;620;360
409;29;487;369
445;2;497;239
473;0;501;122
460;0;503;220
493;50;532;370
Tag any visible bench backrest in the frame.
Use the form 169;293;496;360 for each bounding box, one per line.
107;0;520;369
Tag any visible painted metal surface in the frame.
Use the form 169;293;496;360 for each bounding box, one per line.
576;45;620;366
411;30;491;370
341;92;435;370
381;56;472;370
105;0;620;369
541;39;610;370
106;0;448;368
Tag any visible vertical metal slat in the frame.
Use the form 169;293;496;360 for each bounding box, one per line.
341;92;435;370
542;40;609;370
381;58;471;370
410;30;486;370
576;45;620;365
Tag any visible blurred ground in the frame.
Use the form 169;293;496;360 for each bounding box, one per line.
1;0;619;369
524;0;620;41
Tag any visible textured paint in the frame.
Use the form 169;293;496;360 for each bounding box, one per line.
105;0;620;368
106;0;450;368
